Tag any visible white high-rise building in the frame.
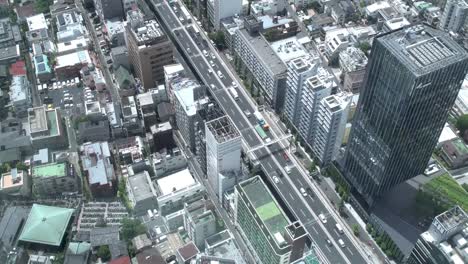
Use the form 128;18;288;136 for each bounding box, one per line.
207;0;243;29
284;56;336;147
205;116;242;202
284;56;320;126
313;93;351;165
440;0;468;33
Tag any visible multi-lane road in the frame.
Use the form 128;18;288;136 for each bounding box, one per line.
147;0;373;263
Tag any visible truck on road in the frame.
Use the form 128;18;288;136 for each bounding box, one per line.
254;111;269;131
228;87;239;100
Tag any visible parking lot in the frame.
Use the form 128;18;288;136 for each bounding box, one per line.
41;84;85;116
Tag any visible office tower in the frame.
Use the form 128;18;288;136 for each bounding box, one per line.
94;0;124;20
207;0;242;29
206;116;242;202
234;176;308;264
343;25;468;205
439;0;468;33
126;9;173;89
406;206;468;264
313;93;351;165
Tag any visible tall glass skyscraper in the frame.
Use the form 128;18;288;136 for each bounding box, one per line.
343;25;468;205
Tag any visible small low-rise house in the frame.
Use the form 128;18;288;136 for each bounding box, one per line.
33;54;53;82
133;247;165;264
0;44;20;65
441;138;468;169
177;242;199;264
152;148;186;178
80;142;116;197
132;234;152;253
0;168;31;197
115;66;137;97
9;75;32;117
55;50;92;80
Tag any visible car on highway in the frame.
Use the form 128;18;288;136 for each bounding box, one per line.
336;223;344;234
300;187;307;197
244;110;251;117
210;84;216;89
217;71;224;78
211;52;215;59
319;213;327;224
203;50;208;57
209;60;215;67
232;82;238;88
284;165;291;174
326;239;332;247
338;239;345;248
272;176;279;184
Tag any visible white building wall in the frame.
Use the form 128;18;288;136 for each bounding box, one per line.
210;0;242;29
312;93;351;165
440;0;468;33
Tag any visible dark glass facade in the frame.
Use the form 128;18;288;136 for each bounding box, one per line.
343;25;468;205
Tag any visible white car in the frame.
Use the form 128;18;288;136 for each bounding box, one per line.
319;213;327;224
273;176;280;184
338;239;345;248
300;187;307;197
232;82;238;88
284;166;291;174
210;60;215;67
210;84;216;89
208;69;213;74
217;71;224;78
203;50;208;57
244;110;251;117
211;52;216;59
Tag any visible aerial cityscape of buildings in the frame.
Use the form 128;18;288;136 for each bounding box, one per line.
0;0;468;264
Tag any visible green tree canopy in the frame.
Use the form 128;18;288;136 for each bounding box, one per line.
456;114;468;139
96;245;111;261
120;218;146;242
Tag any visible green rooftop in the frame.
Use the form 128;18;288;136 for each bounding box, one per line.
46;110;58;136
32;162;66;178
240;177;289;236
19;204;74;246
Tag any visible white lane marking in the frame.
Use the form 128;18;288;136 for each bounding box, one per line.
222;96;227;103
311;225;319;234
346;247;354;256
288;192;295;201
300;209;306;217
333;229;340;237
266;163;273;169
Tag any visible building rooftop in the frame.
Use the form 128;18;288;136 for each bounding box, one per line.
0;44;20;61
238;29;287;75
19;204;74;246
56;38;89;54
0;206;30;251
384;17;411;31
156;168;195;196
205;116;240;143
9;75;29;103
80;142;114;185
339;46;368;72
32;162;66;179
1;168;24;190
33;54;52;74
434;206;468;235
271;37;308;63
130;19;166;47
172;78;208;116
238;176;289;244
90;226;120;247
178;242;199;262
26;14;48;31
379;25;468;75
204;230;246;264
128;171;156;202
56;50;91;68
